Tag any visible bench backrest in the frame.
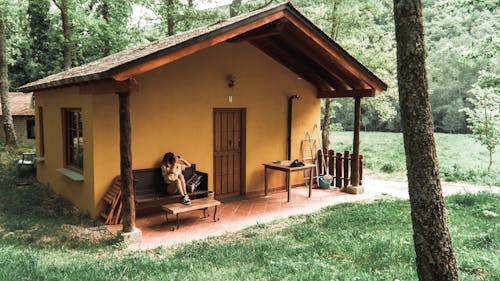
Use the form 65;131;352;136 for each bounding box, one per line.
132;164;197;197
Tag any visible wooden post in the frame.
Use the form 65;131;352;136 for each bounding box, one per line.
317;149;323;175
343;150;350;188
328;150;335;180
351;97;361;186
359;155;364;186
119;91;136;233
335;152;342;188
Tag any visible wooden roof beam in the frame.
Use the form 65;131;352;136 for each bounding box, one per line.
79;78;139;95
251;39;334;91
317;89;375;98
283;10;387;92
227;19;288;43
278;27;364;90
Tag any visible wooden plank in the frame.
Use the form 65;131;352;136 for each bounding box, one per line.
112;11;287;81
335;153;342;187
317;89;375;99
161;198;221;215
343;150;350;188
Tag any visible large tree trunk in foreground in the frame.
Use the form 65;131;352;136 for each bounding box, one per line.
0;15;17;146
393;1;458;280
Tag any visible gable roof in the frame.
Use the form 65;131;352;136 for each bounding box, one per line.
0;93;34;116
19;2;387;96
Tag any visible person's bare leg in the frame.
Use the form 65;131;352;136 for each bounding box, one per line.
179;174;188;195
176;179;186;196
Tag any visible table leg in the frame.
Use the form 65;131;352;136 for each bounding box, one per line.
286;171;291;202
166;212;169;223
213;206;219;222
308;168;313;198
264;166;268;196
176;214;180;230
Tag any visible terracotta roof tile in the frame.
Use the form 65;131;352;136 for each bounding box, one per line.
0;93;34;116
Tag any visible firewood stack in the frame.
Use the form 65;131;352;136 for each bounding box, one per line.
100;176;122;225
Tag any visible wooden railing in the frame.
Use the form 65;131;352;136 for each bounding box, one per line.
316;149;364;188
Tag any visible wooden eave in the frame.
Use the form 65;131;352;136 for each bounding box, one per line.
18;2;387;98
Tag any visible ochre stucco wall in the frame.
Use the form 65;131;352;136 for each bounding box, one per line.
35;41;321;217
34;88;96;216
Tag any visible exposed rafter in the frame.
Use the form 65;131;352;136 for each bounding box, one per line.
317;89;375;98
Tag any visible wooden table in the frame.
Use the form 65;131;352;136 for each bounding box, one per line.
161;198;221;230
263;162;315;202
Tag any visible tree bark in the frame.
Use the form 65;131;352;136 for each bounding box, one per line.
53;0;72;69
119;91;135;232
0;15;17;146
166;0;175;36
393;1;459;280
320;1;340;153
230;0;242;17
321;99;331;151
351;97;361;186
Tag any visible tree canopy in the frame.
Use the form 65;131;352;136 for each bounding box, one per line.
1;0;498;134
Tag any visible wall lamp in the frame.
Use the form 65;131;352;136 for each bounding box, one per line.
227;75;236;88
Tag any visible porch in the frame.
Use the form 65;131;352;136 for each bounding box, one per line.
106;185;378;249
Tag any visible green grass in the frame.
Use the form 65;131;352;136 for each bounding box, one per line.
330;131;500;186
0;137;498;280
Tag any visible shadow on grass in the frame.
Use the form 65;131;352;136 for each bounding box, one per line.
0;163;119;250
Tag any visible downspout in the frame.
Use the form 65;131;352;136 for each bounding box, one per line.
287;95;300;160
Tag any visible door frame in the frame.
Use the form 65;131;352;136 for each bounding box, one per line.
213;108;246;198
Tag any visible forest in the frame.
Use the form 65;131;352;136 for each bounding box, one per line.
0;0;498;133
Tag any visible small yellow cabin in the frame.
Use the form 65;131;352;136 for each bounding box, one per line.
19;2;386;219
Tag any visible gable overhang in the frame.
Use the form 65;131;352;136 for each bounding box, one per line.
19;2;387;97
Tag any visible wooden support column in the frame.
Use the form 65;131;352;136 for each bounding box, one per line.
119;90;136;233
351;97;361;186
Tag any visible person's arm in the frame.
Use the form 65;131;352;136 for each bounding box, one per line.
177;156;191;169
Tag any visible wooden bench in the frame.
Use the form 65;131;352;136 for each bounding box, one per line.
133;164;208;213
161;198;221;230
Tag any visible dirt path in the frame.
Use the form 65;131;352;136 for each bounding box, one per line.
362;176;500;199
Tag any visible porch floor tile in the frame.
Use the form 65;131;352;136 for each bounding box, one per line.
106;185;379;249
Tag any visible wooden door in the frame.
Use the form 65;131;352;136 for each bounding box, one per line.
214;109;245;198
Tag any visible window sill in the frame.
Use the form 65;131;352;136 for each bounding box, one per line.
56;168;84;182
36;157;45;163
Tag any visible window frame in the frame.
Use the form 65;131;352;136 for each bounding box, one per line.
62;108;84;172
26;119;35;139
38;107;45;156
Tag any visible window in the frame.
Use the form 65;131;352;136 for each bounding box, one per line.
27;119;35;139
38;107;45;156
63;109;83;171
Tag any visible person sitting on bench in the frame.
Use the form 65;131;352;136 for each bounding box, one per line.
161;152;192;204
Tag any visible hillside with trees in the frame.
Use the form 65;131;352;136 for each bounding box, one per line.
1;0;498;134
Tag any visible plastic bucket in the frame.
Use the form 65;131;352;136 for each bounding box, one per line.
318;176;332;189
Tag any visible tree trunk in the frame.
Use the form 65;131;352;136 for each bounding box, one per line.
230;0;242;17
0;15;17;146
166;0;175;36
119;91;135;232
320;1;340;152
322;99;331;151
101;0;111;56
393;1;459;280
53;0;72;69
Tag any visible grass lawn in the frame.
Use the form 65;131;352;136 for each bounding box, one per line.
330;131;499;186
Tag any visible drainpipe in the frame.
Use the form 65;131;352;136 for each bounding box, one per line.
287;95;300;160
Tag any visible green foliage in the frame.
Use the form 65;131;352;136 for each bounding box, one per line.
462;71;500;173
